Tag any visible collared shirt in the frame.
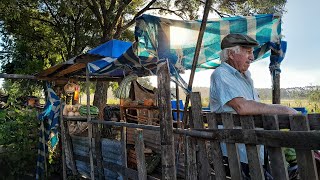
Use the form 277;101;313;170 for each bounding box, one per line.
209;62;260;113
209;62;263;164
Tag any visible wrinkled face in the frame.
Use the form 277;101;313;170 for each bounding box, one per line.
228;46;254;74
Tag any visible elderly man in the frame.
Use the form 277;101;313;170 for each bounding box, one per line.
210;33;297;115
209;34;297;178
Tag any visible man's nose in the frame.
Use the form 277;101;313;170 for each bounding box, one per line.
248;54;254;62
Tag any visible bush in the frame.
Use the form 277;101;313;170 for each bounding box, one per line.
0;107;38;178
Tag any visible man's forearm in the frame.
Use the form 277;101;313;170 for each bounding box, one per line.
227;98;298;115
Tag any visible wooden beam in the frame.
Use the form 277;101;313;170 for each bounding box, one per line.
0;73;37;80
157;60;176;179
86;67;95;180
54;63;86;77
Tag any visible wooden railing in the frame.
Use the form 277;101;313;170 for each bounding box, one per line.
60;62;320;180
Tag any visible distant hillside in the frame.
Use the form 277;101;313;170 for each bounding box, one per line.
170;86;320;101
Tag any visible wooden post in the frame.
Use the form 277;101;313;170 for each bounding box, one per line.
263;115;289;180
94;122;105;180
240;116;265;180
207;113;226;180
134;128;147;180
120;120;128;179
86;66;95;180
190;92;211;179
272;73;281;104
59;104;67;180
157;61;176;180
184;135;197;180
175;82;180;127
290;115;319;180
221;113;242;180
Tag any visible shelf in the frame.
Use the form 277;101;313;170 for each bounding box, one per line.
63;116;97;121
120;105;158;110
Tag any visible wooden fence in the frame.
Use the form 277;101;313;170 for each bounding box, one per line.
60;62;320;180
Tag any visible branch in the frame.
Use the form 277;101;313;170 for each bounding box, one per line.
85;0;104;29
199;0;231;18
147;7;186;19
109;0;132;33
120;0;156;32
99;0;108;28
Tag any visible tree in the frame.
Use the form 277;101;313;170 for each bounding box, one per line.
1;0;287;118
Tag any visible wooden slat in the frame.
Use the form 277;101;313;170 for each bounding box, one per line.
120;120;128;179
207;113;227;180
221;113;242;180
64;121;77;175
55;63;86;77
59;104;67;180
94;123;105;180
290;115;319;180
176;127;320;149
185;135;197;180
240;116;264;180
157;61;176;180
263;115;289;180
203;113;320;130
190;92;211;179
86;67;95;180
134;129;147;180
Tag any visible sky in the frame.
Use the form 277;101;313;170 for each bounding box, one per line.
153;1;320;88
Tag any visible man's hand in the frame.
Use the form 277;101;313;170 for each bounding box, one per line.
227;97;298;115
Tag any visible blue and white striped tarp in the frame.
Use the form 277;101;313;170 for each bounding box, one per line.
91;14;285;89
87;39;132;74
36;84;60;180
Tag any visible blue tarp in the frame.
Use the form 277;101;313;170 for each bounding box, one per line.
87;39;132;75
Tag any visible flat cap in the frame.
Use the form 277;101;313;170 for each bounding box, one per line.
221;34;259;49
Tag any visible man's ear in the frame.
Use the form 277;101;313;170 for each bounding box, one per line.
228;49;234;60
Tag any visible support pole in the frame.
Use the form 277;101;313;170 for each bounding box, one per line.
182;0;213;126
86;66;95;180
272;73;280;104
157;61;176;180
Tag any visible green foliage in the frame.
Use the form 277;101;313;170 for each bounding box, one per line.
216;0;287;16
0;107;38;177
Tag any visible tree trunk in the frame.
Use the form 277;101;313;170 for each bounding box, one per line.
93;81;109;120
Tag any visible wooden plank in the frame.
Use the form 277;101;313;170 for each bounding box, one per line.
59;104;67;180
290;115;319;180
134;129;147;180
74;154;159;180
174;127;320;149
0;73;37;80
190;92;211;179
240;116;264;180
157;61;176;180
55;63;86;77
94;123;105;180
203;113;320;131
120;120;128;179
207;113;227;180
86;66;95;180
221;113;242;180
185;135;197;180
263;115;288;180
63;121;77;175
